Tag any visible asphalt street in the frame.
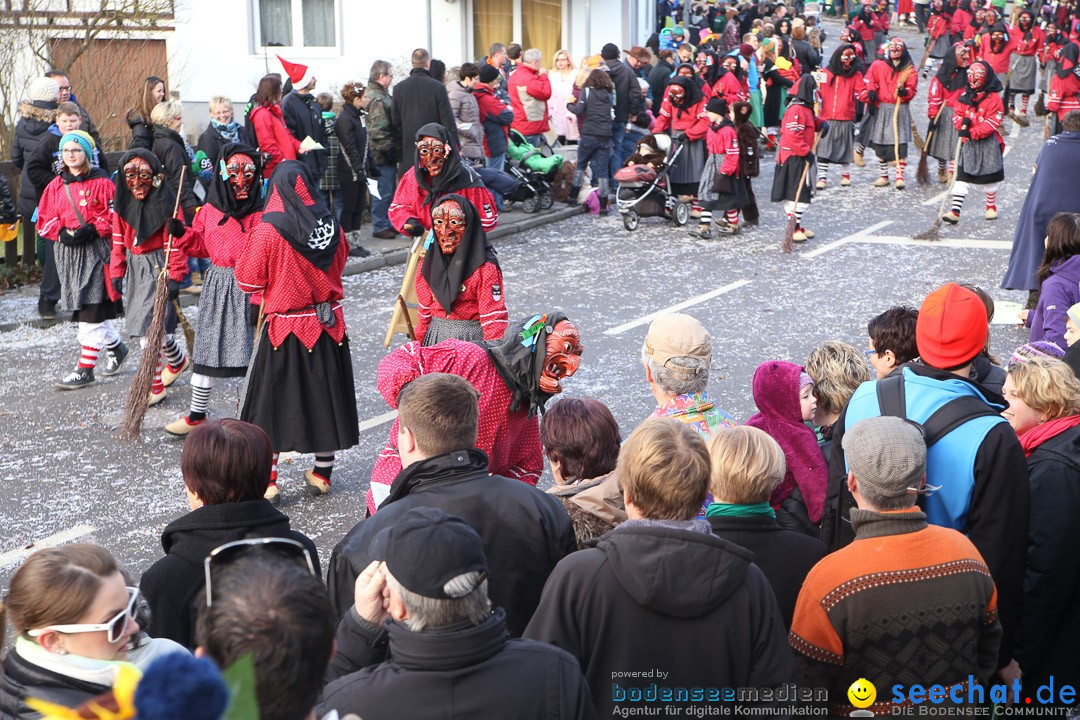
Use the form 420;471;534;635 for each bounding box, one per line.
0;21;1040;585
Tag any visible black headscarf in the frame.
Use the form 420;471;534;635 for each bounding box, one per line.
987;22;1010;53
667;73;704;117
261;160;340;271
1057;42;1080;79
420;193;499;312
113;149;176;246
1017;9;1034;39
887;39;915;72
790;74;818;106
205;142;265;228
936;44;971;92
960;60;1004;106
700;49;722;86
412;123;485;207
827;43;863;79
485;310;571;417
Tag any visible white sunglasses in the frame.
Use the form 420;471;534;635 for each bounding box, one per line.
27;586;140;645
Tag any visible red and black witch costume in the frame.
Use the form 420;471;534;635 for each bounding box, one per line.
236;160;359;501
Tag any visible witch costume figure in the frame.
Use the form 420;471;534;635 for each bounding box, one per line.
364;312;583;515
414;193;508;346
942;60;1006;224
235;160;360;504
652;74;711;199
165;143;265;436
860;36;918;189
36;130;126;390
388;122;497;239
927;43;971;183
772;75;826;243
816;43;865;189
108;149;191;406
1005;9;1043;124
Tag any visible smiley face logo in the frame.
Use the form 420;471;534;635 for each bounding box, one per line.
848;678;877;709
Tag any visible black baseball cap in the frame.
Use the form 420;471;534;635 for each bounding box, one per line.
370;507;488;599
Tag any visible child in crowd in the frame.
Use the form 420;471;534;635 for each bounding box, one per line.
746;360;827;538
866;305;920;378
691;96;748;238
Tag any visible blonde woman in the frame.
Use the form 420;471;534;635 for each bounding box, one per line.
197;95;242;174
804;340;871;447
1001;356;1080;697
548;49;579;144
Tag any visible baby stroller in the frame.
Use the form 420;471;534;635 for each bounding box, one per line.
505;129;563;213
614;133;692;231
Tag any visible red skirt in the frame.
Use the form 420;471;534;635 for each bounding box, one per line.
898;0;914;13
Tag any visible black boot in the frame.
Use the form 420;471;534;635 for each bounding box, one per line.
566;186;581;206
102;342;130;377
55;367;95;391
598;195;609;216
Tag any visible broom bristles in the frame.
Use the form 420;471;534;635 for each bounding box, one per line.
173;299;195;354
914;222;942;241
783;215;796;253
119;276;169;441
916;151;930;185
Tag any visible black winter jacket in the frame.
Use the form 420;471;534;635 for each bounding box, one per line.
648;59;676;106
20;129;61;217
524;522;797;716
1015;423;1080;696
390;68;458;171
567;87;614;138
281;90;328;180
196;124;234;170
0;173;16;223
605;59;643;123
707;513;826;629
318;609;597;720
792;38;822;74
326;449;575;637
335;104;372;181
0;647;109;720
11;101;56;170
151;125;198;216
139;499;319;648
127;112;153;151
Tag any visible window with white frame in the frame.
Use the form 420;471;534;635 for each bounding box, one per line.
256;0;337;48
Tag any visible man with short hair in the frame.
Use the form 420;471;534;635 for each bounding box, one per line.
392;48;458;172
791;416;1002;715
480;43;511;103
525;418;796;716
44;70;104;156
822;282;1028;684
475;64;514;173
196;548;334;720
328;372;576;637
319;507;596;720
865;305;920;379
508;48;552;145
366;60;399;239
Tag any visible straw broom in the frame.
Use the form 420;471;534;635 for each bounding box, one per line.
917;103;948;185
914;137;963;240
782;131;822;253
119;168;186;441
172;299;195;354
892;67;915;182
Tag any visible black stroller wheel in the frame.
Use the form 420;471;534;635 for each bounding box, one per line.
539;189;554;210
673;202;691;226
623;210;640;231
522;196;539;213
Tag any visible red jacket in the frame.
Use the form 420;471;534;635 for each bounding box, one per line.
864;59;918;105
234;219;348;350
1040;38;1065;65
108;217;190;299
954;90;1005;148
36;173;113;243
979;34;1019;74
1048;72;1080;120
710;72;747;107
928;76;965;119
508;65;552;136
706;123;741;176
365;339;544;514
950;8;973;36
652;97;711;139
414;259;508;344
250;104;300;175
474;84;513;157
388;171;498;233
777;103;824;164
1013;25;1044;56
819;71;864;121
182;204;263;306
928;13;950;40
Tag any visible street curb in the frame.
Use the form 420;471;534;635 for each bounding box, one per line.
0;205;584;333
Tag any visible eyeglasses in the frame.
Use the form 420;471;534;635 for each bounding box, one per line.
27;586;140;644
204;537;316;607
864;349;879;359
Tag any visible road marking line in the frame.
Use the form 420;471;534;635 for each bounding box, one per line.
803;220;895;258
604;279;753;335
358;409;398;432
1010;122;1020;138
922;190;949;207
1003;145;1012;157
851;235;1012;250
0;524;96;568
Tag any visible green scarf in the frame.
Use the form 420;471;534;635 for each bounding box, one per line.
705;502;776;518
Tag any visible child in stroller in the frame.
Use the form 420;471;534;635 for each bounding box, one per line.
613;133;693;231
503;128;563;212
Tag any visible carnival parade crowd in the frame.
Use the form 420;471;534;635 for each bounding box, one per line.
2;0;1080;717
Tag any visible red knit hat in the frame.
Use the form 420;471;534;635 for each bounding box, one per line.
277;55;314;89
916;283;988;369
